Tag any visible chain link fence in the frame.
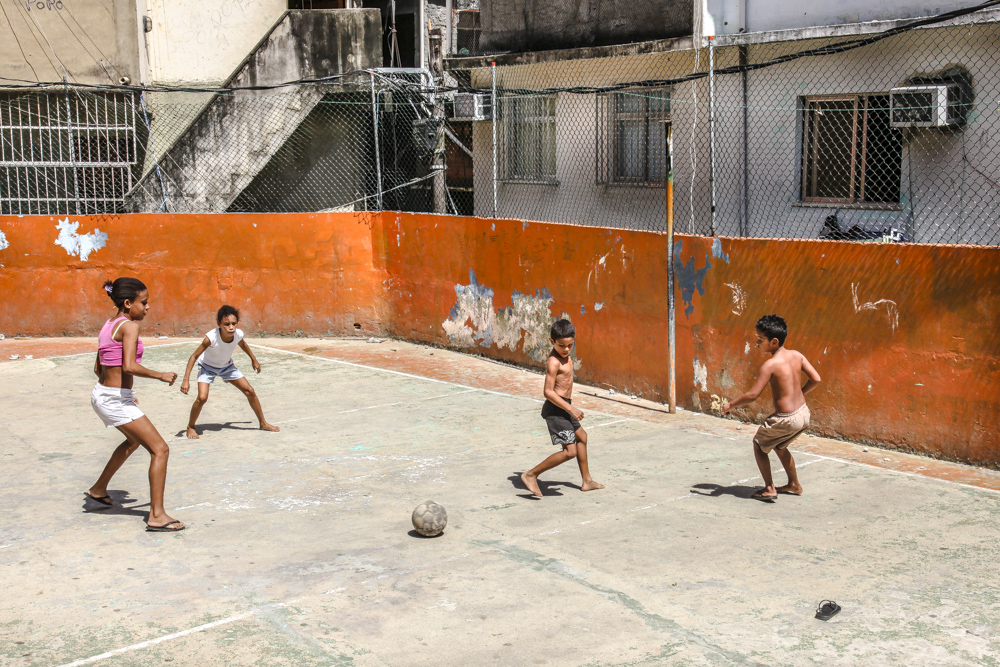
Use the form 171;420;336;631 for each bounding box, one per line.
1;5;997;244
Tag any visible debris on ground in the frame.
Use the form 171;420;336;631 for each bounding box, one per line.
367;337;386;344
9;354;19;360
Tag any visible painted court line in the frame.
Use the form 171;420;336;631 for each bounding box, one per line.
593;419;634;428
273;389;480;425
793;451;1000;495
56;611;255;667
0;341;191;363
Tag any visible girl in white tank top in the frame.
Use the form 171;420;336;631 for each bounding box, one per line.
179;305;280;439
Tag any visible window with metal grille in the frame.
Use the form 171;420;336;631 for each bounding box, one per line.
0;91;140;215
499;95;557;183
801;94;902;206
597;88;670;186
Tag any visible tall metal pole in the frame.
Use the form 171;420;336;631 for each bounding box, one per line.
491;61;498;218
708;36;716;236
739;44;749;237
370;72;383;210
666;124;676;414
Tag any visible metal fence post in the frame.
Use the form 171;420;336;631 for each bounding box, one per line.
63;78;81;215
370;71;383;211
491;61;498;219
708;37;716;236
666;124;676;414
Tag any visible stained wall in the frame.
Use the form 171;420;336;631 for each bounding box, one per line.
1;211;997;462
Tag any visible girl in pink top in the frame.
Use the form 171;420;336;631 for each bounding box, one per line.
86;277;185;532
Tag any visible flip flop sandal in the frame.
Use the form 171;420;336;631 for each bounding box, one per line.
84;492;113;507
815;600;842;621
751;490;777;502
146;521;185;532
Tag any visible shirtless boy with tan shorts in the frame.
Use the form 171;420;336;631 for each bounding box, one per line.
723;314;822;502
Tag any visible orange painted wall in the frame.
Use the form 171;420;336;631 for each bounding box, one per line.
2;212;997;462
673;236;1000;464
0;213;389;336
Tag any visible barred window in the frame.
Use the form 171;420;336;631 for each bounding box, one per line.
500;95;556;183
801;94;902;205
0;92;140;215
597;88;670;186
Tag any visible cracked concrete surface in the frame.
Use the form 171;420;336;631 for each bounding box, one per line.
1;338;998;666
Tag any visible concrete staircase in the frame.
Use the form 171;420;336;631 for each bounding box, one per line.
127;10;381;213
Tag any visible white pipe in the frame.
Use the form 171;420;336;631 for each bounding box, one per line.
445;0;453;55
491;62;498;219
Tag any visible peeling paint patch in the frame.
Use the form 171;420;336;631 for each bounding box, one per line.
594;302;604;311
851;282;899;333
580;305;586;314
711;238;730;263
0;231;8;251
744;342;750;355
443;269;555;362
54;218;107;261
723;282;746;315
674;240;711;318
693;357;708;392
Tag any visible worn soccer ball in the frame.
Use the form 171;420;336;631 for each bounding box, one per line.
411;500;448;537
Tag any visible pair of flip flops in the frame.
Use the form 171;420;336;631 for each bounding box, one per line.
815;600;842;621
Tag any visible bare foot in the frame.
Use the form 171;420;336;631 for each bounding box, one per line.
581;480;605;492
521;472;542;498
260;422;280;432
776;483;803;496
186;426;200;439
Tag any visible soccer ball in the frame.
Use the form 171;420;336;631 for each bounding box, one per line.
411;500;448;537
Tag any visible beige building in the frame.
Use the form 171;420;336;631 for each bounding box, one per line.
447;2;1000;245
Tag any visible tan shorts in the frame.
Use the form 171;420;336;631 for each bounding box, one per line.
754;404;810;454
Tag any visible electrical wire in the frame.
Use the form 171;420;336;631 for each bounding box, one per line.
18;0;73;81
54;7;118;83
0;0;39;80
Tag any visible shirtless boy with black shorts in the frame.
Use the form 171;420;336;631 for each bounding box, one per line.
520;319;604;498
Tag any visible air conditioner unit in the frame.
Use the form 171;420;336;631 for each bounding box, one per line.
889;84;960;127
452;93;492;121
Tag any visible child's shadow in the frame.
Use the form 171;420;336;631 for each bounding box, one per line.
174;421;256;438
509;473;580;500
690;483;762;500
81;490;150;518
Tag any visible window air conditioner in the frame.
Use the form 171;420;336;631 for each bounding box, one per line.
452;93;492;121
889;84;960;127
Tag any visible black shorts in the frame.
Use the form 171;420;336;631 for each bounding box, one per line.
541;398;581;446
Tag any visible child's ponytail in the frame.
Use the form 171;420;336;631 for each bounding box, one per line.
103;277;147;310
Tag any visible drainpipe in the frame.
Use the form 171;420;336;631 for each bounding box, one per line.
445;0;453;55
370;72;382;210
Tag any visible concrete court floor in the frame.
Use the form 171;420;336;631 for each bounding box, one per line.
1;338;998;666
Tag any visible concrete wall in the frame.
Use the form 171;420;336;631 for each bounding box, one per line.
0;0;141;85
144;0;288;86
706;0;977;35
1;211;997;463
478;0;693;54
467;23;1000;244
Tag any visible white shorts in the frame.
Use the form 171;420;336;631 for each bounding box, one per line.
197;362;244;384
91;384;144;429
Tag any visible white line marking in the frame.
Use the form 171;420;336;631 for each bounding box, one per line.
274;389;482;424
0;544;13;549
693;429;736;440
593;419;632;428
173;502;211;511
55;611;254;667
250;343;542;403
791;451;1000;495
0;340;191;363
